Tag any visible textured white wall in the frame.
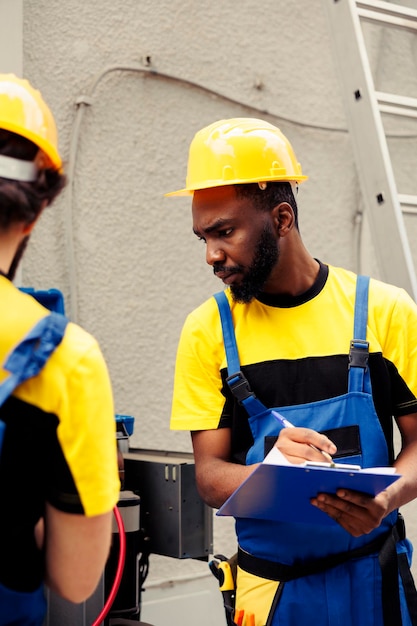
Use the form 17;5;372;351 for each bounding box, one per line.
0;0;22;74
3;0;417;618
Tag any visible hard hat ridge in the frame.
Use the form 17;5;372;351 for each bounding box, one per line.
166;117;307;196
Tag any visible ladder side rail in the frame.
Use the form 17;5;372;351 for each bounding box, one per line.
325;0;417;299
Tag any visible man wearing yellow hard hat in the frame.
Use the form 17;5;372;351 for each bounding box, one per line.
0;75;120;625
169;118;417;625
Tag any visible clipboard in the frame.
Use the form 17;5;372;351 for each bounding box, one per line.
216;460;400;526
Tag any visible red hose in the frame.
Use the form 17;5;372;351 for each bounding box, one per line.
92;505;126;626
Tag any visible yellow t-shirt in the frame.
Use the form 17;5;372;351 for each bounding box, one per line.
171;263;417;462
0;276;120;517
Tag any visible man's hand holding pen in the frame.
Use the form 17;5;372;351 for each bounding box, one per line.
274;421;337;466
272;413;394;536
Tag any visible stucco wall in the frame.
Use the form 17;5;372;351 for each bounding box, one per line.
1;0;417;621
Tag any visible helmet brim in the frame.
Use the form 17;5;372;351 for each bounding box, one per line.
165;175;308;197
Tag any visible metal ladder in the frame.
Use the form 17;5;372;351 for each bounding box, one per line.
324;0;417;299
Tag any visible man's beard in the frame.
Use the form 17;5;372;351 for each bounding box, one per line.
230;223;279;304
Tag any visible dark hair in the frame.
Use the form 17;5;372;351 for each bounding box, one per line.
0;130;66;229
234;181;299;230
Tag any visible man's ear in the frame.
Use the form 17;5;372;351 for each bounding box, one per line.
271;202;294;237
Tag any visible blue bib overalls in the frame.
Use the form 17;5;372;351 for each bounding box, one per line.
215;276;417;626
0;313;67;626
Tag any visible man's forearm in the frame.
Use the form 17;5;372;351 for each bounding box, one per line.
195;457;257;509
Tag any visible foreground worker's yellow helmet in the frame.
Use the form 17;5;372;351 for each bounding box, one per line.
0;73;61;170
166;117;307;196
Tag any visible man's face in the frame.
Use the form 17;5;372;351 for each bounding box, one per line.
192;185;278;303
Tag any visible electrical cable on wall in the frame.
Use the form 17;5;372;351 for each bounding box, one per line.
65;63;417;322
65;63;349;323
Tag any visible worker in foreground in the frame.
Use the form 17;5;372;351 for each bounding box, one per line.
168;117;417;625
0;74;120;625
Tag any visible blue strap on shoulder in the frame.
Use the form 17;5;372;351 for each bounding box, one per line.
213;291;268;417
348;275;371;394
0;313;68;454
213;291;240;375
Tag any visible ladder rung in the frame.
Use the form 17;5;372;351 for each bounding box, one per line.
357;0;417;32
376;91;417;118
325;0;417;298
400;195;417;214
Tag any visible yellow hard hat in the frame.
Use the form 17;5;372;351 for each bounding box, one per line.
166;117;307;196
0;73;61;170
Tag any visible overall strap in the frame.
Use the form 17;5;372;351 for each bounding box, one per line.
0;313;68;454
214;291;240;375
348;275;371;394
214;291;267;418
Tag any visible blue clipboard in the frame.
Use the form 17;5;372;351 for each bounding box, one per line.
216;462;400;526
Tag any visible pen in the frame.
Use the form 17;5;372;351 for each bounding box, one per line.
271;410;335;466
